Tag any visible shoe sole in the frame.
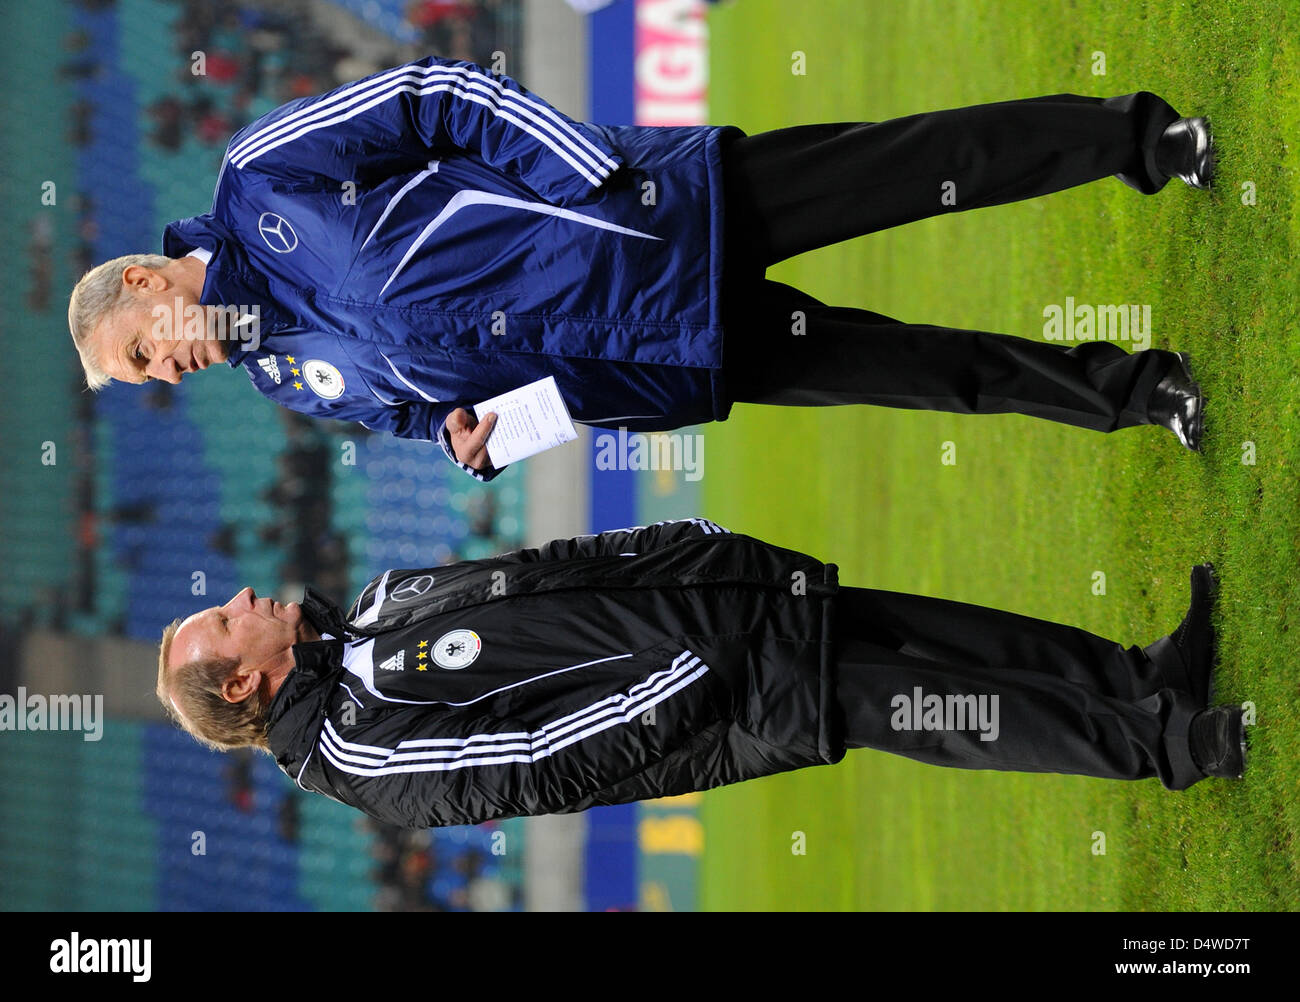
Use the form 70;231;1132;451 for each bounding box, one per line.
1197;562;1219;706
1221;706;1246;779
1175;351;1206;452
1200;118;1216;189
1186;117;1216;190
1232;709;1247;779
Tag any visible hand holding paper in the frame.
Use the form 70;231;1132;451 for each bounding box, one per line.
472;376;578;468
447;408;498;470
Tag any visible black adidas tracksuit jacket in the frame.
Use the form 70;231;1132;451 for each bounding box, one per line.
267;518;843;829
266;518;1211;829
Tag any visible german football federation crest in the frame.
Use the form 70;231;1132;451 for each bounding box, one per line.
432;629;481;670
302;359;345;399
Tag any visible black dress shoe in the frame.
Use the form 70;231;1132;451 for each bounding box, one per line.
1142;562;1217;705
1155;116;1216;190
1147;352;1204;452
1189;705;1246;779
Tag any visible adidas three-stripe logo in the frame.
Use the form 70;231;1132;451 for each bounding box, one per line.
316;649;709;778
228;62;618;188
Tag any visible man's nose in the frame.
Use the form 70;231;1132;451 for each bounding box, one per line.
146;350;182;384
224;586;255;611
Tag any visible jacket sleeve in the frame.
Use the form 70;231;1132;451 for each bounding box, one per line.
496;517;732;563
309;708;542;829
433;409;507;483
289;390;507;482
363;401;508;483
223;55;623;206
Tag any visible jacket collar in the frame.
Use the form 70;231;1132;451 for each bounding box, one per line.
161;214;298;367
264;586;354;774
265;636;346;775
301;585;353;639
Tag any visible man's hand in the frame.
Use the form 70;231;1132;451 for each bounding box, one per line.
447;408;497;470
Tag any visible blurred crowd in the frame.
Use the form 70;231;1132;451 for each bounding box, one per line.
406;0;520;63
51;0;525;632
61;0;521;154
220;738;521;910
25;0;533;913
363;816;521;911
38;0;520;321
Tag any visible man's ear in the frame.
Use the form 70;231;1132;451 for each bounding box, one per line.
221;663;261;704
122;263;167;295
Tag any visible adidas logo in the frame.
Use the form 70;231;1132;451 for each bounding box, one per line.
257;356;281;384
378;651;405;672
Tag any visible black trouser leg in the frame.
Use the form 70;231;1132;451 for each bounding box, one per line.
717;93;1184;430
724;279;1174;431
830;586;1204;790
722;91;1182;269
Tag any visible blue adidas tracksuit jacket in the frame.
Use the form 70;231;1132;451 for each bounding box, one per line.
161;55;742;479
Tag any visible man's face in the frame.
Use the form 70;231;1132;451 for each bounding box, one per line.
169;587;315;676
90;264;229;385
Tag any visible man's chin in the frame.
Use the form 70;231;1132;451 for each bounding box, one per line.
202;339;231;367
287;602;320;642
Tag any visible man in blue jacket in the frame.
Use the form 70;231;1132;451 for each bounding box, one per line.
68;56;1213;479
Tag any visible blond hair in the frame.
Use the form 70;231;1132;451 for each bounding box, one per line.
156;618;272;752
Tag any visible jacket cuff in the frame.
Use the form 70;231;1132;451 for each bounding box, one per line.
544;153;625;207
438;420;505;482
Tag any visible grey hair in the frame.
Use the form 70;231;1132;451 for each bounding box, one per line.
67;252;174;390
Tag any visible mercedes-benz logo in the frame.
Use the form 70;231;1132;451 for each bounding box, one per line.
390;575;435;603
257;212;299;253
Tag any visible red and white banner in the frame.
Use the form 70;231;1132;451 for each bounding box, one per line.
634;0;708;126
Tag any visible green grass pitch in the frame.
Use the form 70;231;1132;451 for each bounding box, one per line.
696;0;1300;910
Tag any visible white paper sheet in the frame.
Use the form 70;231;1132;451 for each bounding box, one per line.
473;376;579;468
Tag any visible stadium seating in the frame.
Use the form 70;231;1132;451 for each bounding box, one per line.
0;0;528;912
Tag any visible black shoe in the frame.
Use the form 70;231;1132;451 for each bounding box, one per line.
1155;116;1216;190
1188;705;1246;779
1147;352;1204;452
1143;562;1218;705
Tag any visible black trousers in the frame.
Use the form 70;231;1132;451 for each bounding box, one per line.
831;585;1204;790
721;92;1185;431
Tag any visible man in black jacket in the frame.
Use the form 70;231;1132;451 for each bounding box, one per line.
156;519;1245;829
